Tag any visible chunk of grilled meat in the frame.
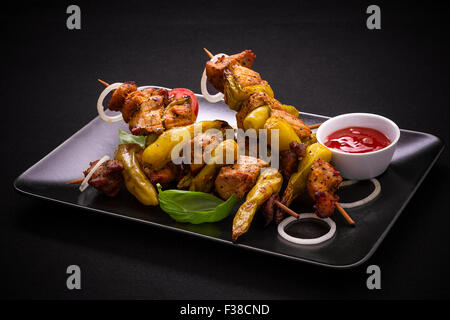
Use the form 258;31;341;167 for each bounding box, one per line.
206;50;256;93
214;155;268;201
108;81;138;111
262;193;280;226
163;97;197;130
280;141;306;181
187;132;223;174
307;159;342;218
83;160;124;197
142;162;181;188
134;149;181;188
226;61;267;89
125;88;168;135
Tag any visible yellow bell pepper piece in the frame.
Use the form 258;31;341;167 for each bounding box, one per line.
243;105;270;131
264;115;301;151
280;142;332;207
232;168;283;241
280;104;299;117
142;120;227;171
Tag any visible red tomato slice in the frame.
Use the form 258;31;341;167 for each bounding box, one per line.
169;88;199;117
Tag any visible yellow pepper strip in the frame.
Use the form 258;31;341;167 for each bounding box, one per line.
142;120;228;171
243;105;270;131
280;143;332;207
280;104;299;118
115;143;159;206
224;72;274;111
243;84;274;98
264;115;301;151
190;140;238;192
232;168;283;241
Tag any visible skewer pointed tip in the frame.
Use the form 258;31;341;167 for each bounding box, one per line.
97;79;110;87
203;48;214;59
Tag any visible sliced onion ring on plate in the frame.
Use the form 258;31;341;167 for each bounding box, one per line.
97;82;123;123
200;53;229;103
79;155;110;192
277;213;336;245
338;178;381;209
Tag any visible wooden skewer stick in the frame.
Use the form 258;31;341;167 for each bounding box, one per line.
336;203;355;226
203;49;321;131
274;200;299;219
98;79;110;87
203;48;214;59
275;199;355;227
66;178;84;184
308;123;322;129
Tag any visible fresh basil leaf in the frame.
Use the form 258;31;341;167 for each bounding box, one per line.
157;184;237;224
118;128;147;149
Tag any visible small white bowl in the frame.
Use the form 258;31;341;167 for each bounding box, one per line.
316;113;400;180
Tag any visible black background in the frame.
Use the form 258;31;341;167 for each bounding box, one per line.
2;0;450;299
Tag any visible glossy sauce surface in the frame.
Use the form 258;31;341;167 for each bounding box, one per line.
324;126;391;153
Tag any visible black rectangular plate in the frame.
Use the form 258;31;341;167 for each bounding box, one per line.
14;93;444;268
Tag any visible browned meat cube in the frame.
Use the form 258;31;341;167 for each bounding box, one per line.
205;50;256;93
108;81;137;111
163;104;196;130
128;95;165;135
307;159;343;218
83;160;124;197
214;156;268;201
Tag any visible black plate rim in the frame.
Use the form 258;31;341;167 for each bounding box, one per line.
12;112;445;269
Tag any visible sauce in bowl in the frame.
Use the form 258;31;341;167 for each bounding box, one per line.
324;126;391;154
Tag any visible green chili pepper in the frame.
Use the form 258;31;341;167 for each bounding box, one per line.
157;184;237;224
115;143;159;206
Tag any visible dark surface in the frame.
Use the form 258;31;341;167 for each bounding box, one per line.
2;0;450;298
13;103;444;268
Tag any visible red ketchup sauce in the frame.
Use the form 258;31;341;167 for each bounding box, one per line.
324;127;391;153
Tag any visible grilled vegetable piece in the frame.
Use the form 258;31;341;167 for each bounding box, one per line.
142;120;230;171
223;66;273;111
83;160;124;197
264;115;301;151
205;50;256;93
279;104;300;117
232;168;283;241
108;81;138;111
270;109;311;139
278;143;332;222
190;139;238;192
307;159;342;218
236;91;279;129
115;143;159;206
215;155;268;201
242;105;270;131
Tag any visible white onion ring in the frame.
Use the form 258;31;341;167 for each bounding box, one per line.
79;155;110;192
200;53;229;103
339;178;381;208
97;82;123;123
278;213;336;245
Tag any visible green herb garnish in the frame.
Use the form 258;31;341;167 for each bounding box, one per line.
118;128;147;149
157;184;237;224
